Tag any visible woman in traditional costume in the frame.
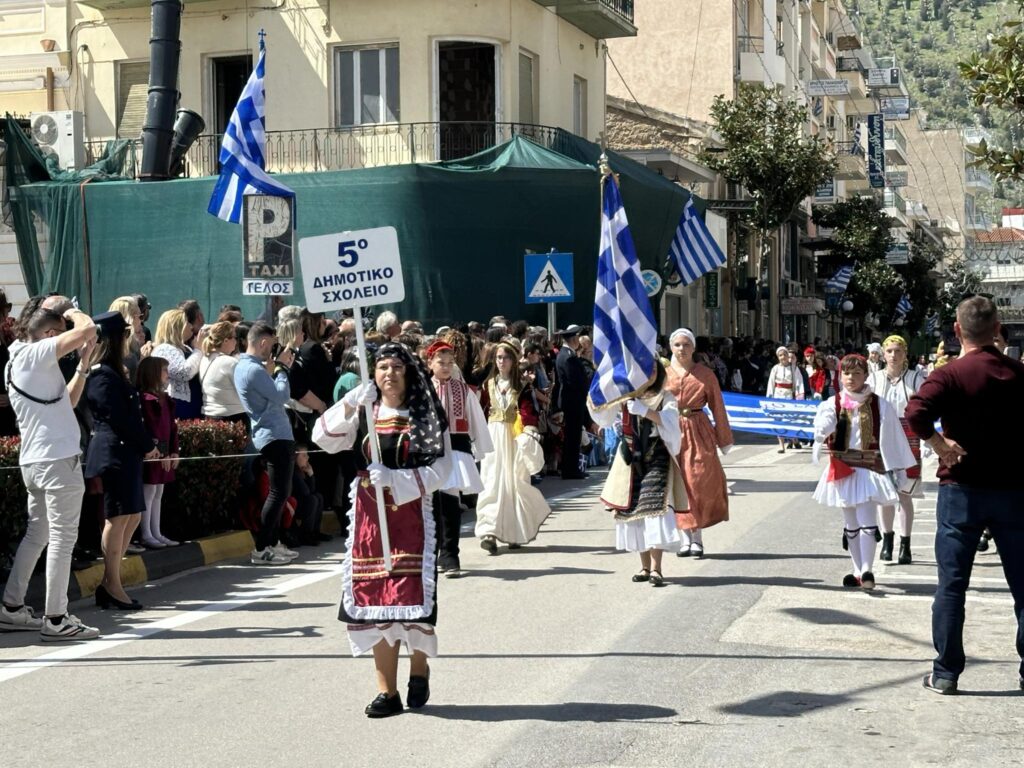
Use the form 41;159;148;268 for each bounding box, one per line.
812;354;915;591
312;343;452;719
868;334;926;564
595;362;687;586
665;328;733;559
766;345;805;452
475;340;550;553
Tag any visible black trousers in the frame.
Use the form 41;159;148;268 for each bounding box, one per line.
560;408;584;477
256;440;295;551
433;490;463;569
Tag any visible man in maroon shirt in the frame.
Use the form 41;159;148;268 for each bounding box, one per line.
905;296;1024;695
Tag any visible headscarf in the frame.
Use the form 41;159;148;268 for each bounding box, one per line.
374;342;447;467
882;334;907;350
669;328;696;347
775;345;789;357
866;342;883;355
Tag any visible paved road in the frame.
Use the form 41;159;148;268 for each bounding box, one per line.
1;439;1021;767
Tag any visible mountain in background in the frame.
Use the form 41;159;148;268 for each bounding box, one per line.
850;0;1021;209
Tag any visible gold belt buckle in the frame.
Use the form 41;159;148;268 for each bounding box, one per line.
680;408;692;416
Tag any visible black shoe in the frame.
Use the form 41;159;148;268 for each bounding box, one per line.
365;692;403;718
676;547;692;558
922;673;958;695
842;573;861;588
631;569;650;583
898;536;912;565
508;543;522;550
480;536;497;555
860;571;876;590
407;673;430;709
977;536;990;552
880;532;895;562
95;584;142;611
689;543;705;560
649;570;666;587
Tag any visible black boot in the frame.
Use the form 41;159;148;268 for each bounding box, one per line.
898;536;912;565
880;532;895;562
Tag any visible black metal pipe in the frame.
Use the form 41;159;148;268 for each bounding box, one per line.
139;0;183;181
168;109;206;177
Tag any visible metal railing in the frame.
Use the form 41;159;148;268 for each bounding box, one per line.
738;35;765;54
83;122;564;179
599;0;634;24
836;56;861;72
965;166;992;187
884;189;907;214
835;141;864;157
884;126;907;153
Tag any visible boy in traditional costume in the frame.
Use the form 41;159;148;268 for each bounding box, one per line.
812;354;916;590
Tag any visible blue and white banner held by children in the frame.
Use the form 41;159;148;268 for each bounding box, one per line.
589;173;659;410
208;31;295;224
721;392;816;441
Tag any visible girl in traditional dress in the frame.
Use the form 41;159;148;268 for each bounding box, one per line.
312;343;452;718
595;362;688;586
475;340;550;554
665;328;733;559
869;334;926;564
812;354;916;591
766;345;805;452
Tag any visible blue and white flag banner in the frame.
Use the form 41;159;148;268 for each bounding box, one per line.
896;294;912;316
589;174;659;410
667;197;727;286
825;265;854;293
926;313;939;334
208;32;295;223
720;392;817;441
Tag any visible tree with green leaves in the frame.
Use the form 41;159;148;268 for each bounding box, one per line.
702;85;837;234
938;257;985;322
959;1;1024;179
812;196;894;264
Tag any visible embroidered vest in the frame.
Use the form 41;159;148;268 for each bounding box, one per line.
827;393;884;479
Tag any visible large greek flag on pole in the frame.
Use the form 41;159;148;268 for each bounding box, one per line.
589;175;658;410
668;197;727;285
207;33;295;223
826;265;854;293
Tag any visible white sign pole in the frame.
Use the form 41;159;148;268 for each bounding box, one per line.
352;313;393;573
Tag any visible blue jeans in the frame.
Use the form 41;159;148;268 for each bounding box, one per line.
932;484;1024;682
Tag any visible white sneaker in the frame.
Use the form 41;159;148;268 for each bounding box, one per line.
40;614;100;642
251;547;292;566
0;604;44;632
273;542;299;560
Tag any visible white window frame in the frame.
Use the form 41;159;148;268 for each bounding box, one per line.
573;75;588;138
332;42;400;128
518;48;539;125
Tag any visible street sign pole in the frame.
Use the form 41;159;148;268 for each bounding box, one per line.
548;302;556;339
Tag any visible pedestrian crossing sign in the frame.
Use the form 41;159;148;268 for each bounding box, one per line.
525;252;574;304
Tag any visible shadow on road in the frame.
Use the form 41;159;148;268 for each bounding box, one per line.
718;673;921;718
417;702;677;722
467;566;614;581
704;553;848;562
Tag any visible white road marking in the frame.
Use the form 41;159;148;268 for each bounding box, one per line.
0;564;344;685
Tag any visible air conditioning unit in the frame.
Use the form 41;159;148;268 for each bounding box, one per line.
29;111;85;171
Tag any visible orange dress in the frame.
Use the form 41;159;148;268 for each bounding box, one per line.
665;363;733;530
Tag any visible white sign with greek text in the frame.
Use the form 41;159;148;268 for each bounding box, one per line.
242;279;294;296
299;227;405;313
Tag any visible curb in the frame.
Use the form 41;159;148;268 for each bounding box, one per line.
23;530;255;607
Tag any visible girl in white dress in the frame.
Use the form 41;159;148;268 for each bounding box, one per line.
767;346;805;452
812;354;915;590
475;341;551;553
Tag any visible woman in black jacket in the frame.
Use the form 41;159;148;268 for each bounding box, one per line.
85;312;159;610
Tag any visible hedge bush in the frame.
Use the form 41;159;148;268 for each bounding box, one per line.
0;420;250;568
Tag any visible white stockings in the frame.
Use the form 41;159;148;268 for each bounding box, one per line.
842;503;879;577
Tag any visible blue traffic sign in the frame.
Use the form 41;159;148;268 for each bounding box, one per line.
524;252;574;304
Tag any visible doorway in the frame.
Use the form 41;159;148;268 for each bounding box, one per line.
205;54;252;172
436;41;497;160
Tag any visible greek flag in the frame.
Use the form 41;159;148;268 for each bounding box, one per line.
926;313;939;334
667;197;727;286
589;175;658;410
850;123;863;156
207;33;295;223
896;294;913;316
825;265;854;293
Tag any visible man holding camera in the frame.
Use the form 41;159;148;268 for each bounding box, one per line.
234;322;298;566
0;307;99;641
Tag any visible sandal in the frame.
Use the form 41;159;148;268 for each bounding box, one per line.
649;570;665;587
631;569;650;583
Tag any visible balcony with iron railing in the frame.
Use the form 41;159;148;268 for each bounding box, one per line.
83;122;564;179
531;0;636;38
965;166;993;191
834;142;866;180
884;189;909;227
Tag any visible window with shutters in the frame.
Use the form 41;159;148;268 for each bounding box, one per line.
572;76;587;138
332;44;400;127
117;61;150;139
518;51;538;125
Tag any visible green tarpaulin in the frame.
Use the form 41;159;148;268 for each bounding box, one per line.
7;120;695;328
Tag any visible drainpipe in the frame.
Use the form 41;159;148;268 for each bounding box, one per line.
140;0;183;180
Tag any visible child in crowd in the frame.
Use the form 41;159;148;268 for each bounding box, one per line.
137;356;180;547
287;446;326;547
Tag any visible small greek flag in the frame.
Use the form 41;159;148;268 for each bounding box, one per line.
667;198;727;286
813;97;824;117
926;313;939;334
850;123;864;156
825;265;854;293
896;294;913;316
207;32;295;223
589;174;658;411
